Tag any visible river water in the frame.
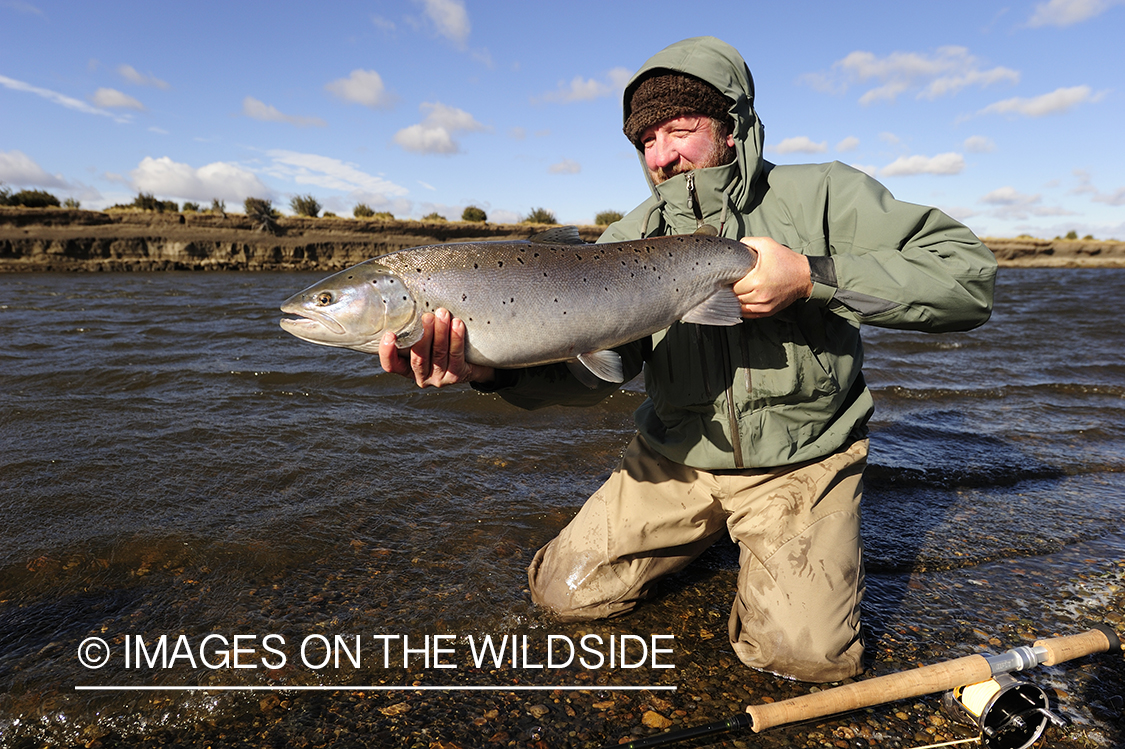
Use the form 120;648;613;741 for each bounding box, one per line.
1;268;1123;748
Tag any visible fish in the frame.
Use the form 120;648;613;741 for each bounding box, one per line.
279;226;756;387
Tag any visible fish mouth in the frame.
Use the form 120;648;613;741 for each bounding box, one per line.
279;306;347;337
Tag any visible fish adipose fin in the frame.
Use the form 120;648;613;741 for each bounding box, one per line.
680;288;743;326
566;350;625;388
528;226;586;245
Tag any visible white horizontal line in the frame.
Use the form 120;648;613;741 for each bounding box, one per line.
76;685;676;692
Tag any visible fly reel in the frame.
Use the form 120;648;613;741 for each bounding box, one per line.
941;673;1066;749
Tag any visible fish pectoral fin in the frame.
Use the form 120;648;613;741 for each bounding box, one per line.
568;350;625;387
528;226;586;245
680;288;743;326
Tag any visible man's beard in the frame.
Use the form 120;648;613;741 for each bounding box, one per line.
649;126;736;185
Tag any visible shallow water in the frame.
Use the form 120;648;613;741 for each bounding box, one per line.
1;268;1123;747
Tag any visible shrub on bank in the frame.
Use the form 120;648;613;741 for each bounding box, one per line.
462;205;487;222
523;207;557;224
595;210;623;226
4;188;62;208
290;194;321;218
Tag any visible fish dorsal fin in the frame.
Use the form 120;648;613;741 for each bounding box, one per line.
680;288;743;327
568;349;625;386
528;226;586;245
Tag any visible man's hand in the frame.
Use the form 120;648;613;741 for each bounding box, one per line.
733;237;813;318
378;308;495;388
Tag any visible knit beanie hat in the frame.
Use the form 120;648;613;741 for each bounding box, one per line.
623;72;733;147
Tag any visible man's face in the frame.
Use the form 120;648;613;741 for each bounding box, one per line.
640;115;736;185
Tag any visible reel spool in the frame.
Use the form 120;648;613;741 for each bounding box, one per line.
941;673;1065;749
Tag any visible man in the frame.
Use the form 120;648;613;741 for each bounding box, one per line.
380;37;996;683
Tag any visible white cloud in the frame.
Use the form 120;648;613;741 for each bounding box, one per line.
805;46;1019;105
539;67;632;103
773;136;828;154
264;150;410;197
415;0;470;47
0;74;129;122
979;85;1102;117
963;135;996;153
836;136;859;152
3;1;44;16
130;156;271;203
325;69;395;109
879;152;965;177
91;87;145;110
1027;0;1124;27
393;102;489;154
370;15;396;32
981;186;1039;206
242;97;326;128
979;186;1078;219
1093;187;1125;206
549;159;581;175
0;149;69;187
117;64;169;89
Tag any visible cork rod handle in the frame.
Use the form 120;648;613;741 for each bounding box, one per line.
746;628;1117;733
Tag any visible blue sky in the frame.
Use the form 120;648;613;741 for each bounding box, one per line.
1;0;1122;239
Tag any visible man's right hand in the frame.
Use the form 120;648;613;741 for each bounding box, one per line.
378;307;495;389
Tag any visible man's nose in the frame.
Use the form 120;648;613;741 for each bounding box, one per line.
649;133;679;168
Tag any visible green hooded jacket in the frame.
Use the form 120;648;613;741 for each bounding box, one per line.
479;36;997;470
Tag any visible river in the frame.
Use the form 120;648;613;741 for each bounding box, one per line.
1;268;1123;748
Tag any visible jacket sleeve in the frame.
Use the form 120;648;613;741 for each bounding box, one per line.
796;162;997;333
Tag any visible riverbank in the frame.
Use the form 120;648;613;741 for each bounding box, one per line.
1;207;1122;271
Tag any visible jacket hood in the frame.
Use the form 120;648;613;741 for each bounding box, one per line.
623;36;766;222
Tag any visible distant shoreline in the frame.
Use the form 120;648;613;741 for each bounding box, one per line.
2;207;1123;272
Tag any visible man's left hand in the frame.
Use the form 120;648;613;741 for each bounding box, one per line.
734;236;813;318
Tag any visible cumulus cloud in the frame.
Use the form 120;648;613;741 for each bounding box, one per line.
802;46;1018;104
264;150;409;197
979;186;1077;219
836;136;860;152
964;135;996;153
773;136;828;154
549;159;581;175
978;85;1103;117
325;69;395;109
1027;0;1125;27
242;97;326;128
879;152;965;177
91;87;145;110
1071;169;1125;206
415;0;470;47
0;149;69;188
0;74;129;122
393;102;489;155
539;67;632;103
130;156;271;203
117;64;169;89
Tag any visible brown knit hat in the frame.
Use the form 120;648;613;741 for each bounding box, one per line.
623;72;733;147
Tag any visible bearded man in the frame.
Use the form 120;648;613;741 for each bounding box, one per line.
380;36;996;683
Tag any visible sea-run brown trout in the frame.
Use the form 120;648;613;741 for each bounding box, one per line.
279;226;756;386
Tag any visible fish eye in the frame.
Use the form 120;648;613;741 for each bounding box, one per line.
315;291;334;306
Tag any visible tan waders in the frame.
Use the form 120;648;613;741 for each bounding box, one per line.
528;435;868;683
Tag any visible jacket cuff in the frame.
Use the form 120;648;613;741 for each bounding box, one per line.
471;368;519;393
807;255;837;303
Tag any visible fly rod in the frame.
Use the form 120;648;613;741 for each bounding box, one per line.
601;625;1122;749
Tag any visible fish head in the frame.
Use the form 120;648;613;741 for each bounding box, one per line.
279;262;416;353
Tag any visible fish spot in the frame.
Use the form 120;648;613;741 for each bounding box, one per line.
497;261;504;267
473;263;479;269
461;293;467;302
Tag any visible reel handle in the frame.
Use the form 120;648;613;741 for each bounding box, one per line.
746;627;1120;733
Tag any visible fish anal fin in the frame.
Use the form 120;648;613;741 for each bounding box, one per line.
681;288;743;326
568;349;625;386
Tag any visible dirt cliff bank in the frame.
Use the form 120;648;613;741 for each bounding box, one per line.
1;207;1122;271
